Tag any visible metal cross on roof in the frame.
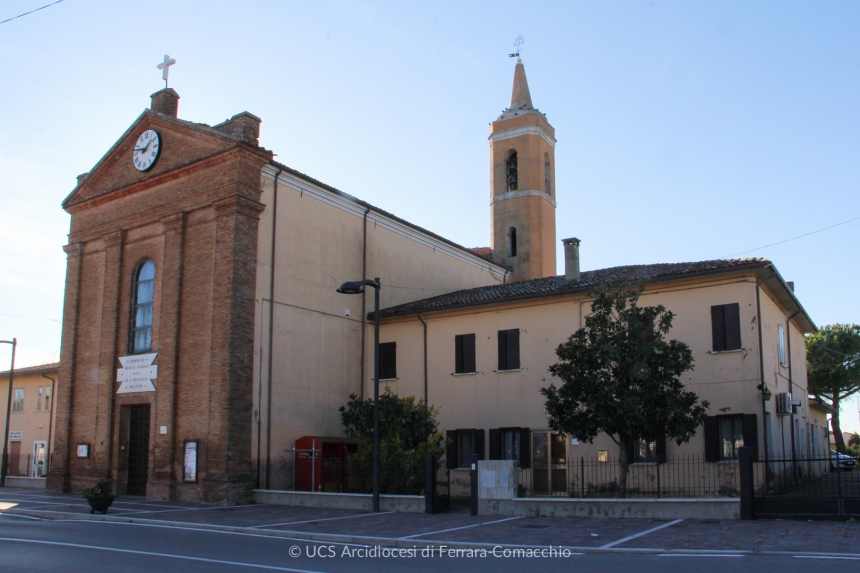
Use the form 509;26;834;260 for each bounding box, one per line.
157;54;176;88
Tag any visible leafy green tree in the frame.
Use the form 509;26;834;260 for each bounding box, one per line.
541;283;709;497
806;324;860;453
339;389;445;495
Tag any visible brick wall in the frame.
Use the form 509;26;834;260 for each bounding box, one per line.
48;109;271;504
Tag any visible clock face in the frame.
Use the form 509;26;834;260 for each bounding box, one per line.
132;129;161;171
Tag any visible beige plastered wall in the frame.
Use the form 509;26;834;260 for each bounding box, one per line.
379;272;822;481
0;370;58;476
253;167;507;460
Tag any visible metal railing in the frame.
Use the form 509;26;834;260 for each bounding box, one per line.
518;455;741;498
253;449;357;493
753;454;859;497
2;453;49;479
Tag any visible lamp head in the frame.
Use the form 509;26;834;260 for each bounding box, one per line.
757;383;772;401
337;281;365;295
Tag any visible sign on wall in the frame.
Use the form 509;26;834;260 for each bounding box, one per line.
116;353;158;394
183;440;198;483
8;431;22;440
76;443;90;458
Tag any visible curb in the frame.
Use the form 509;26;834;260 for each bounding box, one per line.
5;507;860;559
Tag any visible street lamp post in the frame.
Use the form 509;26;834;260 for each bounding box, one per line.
337;278;381;512
0;338;18;488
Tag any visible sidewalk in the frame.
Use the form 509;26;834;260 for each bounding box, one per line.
1;489;857;557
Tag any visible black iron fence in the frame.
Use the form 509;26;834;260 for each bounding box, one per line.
254;449;357;493
753;454;859;497
518;455;740;498
2;453;50;478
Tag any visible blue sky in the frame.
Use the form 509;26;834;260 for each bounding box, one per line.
1;1;858;431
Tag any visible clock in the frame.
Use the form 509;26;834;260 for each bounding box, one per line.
132;129;161;171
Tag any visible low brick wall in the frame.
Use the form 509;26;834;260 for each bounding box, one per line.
480;497;740;520
4;477;47;490
255;490;424;513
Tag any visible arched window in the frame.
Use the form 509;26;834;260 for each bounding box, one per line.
506;227;517;257
131;260;155;353
505;151;518;192
544;153;551;195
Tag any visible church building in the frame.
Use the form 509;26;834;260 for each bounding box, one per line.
49;59;823;503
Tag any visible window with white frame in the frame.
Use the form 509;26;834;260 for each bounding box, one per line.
12;388;24;413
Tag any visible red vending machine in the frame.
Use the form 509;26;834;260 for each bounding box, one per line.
294;436;358;492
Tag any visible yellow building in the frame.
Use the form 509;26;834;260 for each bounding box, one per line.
1;362;59;488
370;61;826;497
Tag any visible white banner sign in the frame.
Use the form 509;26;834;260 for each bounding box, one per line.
117;353;158;393
8;431;22;440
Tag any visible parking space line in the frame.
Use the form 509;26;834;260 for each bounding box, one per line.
795;556;860;560
254;511;394;529
0;537;324;572
131;504;269;516
599;519;683;549
659;554;743;558
0;513;44;520
400;516;523;539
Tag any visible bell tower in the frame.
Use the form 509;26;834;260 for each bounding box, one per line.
490;59;557;282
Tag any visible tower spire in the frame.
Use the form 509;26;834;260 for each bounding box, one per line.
510;59;533;109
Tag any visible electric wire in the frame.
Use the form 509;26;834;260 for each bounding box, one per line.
0;0;65;25
729;215;860;257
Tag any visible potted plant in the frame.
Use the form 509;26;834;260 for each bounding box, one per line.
81;480;115;514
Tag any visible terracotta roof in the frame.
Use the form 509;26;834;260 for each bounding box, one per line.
0;362;60;379
469;247;493;260
377;258;772;318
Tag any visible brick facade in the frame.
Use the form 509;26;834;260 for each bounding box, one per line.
47;91;271;503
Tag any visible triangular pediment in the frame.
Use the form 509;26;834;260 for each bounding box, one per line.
63;110;251;209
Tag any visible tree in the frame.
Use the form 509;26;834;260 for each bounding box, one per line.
339;389;446;495
806;324;860;454
541;283;709;497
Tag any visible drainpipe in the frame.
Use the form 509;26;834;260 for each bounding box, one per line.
265;167;282;486
417;315;428;404
359;209;370;400
786;311;800;466
755;270;770;465
41;372;55;476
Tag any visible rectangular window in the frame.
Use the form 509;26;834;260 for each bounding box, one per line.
501;428;520;462
497;328;520;371
44;385;51;412
597;450;609;463
12;389;24;413
633;439;657;463
446;429;485;469
454;334;476;374
379;342;396;380
36;387;43;412
457;431;475;469
711;303;741;351
719;415;745;459
778;324;787;366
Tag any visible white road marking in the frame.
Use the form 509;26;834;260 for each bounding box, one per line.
0;537;325;572
0;513;44;520
795;556;860;560
254;511;394;528
659;554;744;557
599;518;684;548
400;516;523;539
128;504;267;515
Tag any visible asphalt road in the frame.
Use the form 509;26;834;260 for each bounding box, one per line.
0;513;852;573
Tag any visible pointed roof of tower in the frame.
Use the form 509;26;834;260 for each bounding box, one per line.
510;58;533;108
497;58;545;121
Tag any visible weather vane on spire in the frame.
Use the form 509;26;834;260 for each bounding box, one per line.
157;54;176;88
509;35;524;58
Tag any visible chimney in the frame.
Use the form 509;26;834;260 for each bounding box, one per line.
787;281;795;292
214;112;261;146
562;238;581;282
150;88;180;117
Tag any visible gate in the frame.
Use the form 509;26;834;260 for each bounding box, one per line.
127;405;151;496
424;454;450;514
750;454;860;519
